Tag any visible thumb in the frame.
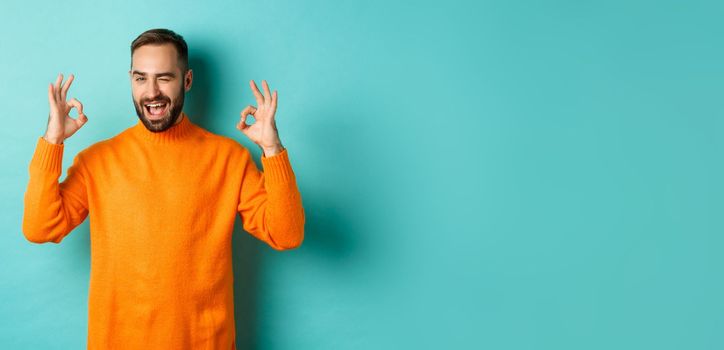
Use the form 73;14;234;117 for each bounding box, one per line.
236;114;249;131
67;97;87;127
76;113;88;127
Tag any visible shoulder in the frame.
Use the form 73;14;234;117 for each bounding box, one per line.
71;124;134;165
74;138;110;161
77;130;125;158
194;127;254;158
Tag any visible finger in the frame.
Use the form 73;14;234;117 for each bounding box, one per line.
261;80;272;104
48;83;57;109
249;80;265;105
61;74;74;101
236;114;248;131
54;74;63;101
271;90;278;112
67;98;84;117
236;117;247;131
238;105;257;129
76;112;88;127
240;105;257;121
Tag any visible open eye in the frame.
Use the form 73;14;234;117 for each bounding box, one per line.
135;77;145;81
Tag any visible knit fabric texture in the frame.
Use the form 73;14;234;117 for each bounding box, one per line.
22;111;305;349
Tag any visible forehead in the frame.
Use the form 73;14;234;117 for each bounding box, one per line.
131;43;180;73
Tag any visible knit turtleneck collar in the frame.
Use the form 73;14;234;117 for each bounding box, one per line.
132;111;195;144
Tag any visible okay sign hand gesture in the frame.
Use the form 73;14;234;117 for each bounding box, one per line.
44;73;88;144
236;80;284;156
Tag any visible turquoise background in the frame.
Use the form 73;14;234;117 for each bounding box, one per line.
2;0;724;348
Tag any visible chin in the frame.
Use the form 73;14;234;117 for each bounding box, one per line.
136;105;180;132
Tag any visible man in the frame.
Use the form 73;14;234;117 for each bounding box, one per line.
22;28;305;349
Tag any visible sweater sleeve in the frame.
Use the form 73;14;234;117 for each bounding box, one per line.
236;147;305;250
22;137;90;244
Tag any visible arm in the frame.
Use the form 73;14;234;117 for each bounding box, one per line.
235;79;305;250
22;136;89;243
237;147;305;250
22;73;90;243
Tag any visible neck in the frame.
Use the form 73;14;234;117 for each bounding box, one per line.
132;111;195;144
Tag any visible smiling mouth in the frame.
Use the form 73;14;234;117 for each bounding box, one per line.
144;102;168;117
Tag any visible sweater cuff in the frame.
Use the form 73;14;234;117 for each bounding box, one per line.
29;136;64;175
260;148;296;186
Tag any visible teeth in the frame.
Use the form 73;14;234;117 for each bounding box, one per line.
145;103;165;107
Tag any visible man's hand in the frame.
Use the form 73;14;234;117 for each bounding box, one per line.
236;80;284;156
44;73;88;144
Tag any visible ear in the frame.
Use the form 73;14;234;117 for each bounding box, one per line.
184;69;193;92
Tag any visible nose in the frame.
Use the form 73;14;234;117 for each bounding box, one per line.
146;79;161;98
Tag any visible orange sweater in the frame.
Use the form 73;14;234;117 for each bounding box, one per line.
22;112;305;349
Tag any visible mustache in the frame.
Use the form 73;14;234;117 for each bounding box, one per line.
139;97;171;105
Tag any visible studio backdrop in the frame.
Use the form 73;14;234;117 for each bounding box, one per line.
1;0;724;349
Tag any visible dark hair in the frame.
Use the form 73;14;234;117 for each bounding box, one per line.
130;28;188;72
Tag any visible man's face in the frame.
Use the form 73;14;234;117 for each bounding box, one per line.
129;43;192;132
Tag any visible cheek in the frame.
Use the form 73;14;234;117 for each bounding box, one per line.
162;85;181;99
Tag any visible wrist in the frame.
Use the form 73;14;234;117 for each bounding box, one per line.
43;134;64;144
261;143;284;157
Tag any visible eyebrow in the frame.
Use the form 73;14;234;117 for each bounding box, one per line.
131;70;176;78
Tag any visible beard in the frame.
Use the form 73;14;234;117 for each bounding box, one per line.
133;85;185;133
